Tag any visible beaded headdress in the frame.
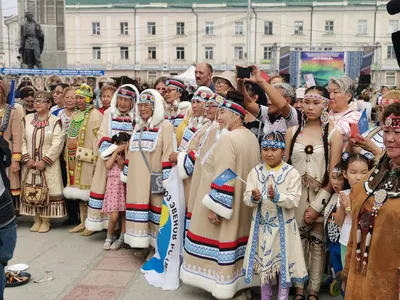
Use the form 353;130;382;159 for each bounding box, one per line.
138;92;156;106
165;79;185;92
75;84;93;103
261;131;286;149
118;88;136;100
192;87;214;102
384;114;400;128
304;93;330;126
34;93;51;103
218;99;247;119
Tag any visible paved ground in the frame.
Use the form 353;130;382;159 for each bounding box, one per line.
5;217;340;300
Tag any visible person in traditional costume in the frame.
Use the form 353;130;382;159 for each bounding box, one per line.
20;91;66;232
285;86;343;300
168;87;214;204
164;79;191;136
328;77;361;146
180;94;260;300
63;84;103;236
244;131;308;300
121;89;174;249
0;81;23;211
342;102;400;299
85;85;138;237
184;93;220;237
347;89;400;161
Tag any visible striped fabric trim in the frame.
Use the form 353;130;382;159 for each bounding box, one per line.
126;203;149;223
183;151;196;177
130;127;161;152
88;192;105;210
179;127;197;151
21;153;31;162
185;230;248;265
98;136;112;148
98;138;112;154
209;183;234;210
149;204;162;226
162;161;172;181
185;211;192;232
123;159;129;177
165;114;185;128
42;155;54;166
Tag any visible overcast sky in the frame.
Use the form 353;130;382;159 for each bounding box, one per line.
2;0;18;17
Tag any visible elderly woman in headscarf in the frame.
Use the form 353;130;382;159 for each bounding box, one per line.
63;84;103;236
0;81;23;211
85;85;138;245
121;89;174;250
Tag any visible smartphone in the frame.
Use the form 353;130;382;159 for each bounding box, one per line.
350;123;359;139
237;66;252;79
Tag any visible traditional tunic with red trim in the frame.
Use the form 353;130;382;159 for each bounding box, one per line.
85;108;133;231
20;114;66;218
180;127;260;299
121;120;174;248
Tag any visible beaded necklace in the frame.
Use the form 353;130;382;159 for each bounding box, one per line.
68;106;91;139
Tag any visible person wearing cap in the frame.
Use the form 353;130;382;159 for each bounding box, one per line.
0;81;23;212
121;89;174;250
212;71;237;96
180;93;260;299
168;87;214;205
164;79;191;130
63;84;103;236
20;91;66;233
295;87;305;110
86;85;138;243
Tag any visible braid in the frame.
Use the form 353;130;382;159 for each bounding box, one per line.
287;125;302;165
322;122;330;187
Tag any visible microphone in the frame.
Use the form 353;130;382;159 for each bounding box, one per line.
387;0;400;15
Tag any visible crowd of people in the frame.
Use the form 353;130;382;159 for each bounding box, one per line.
0;63;399;300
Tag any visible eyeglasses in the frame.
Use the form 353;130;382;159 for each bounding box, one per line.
34;99;50;104
215;80;228;87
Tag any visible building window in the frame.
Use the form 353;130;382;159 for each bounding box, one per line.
234;46;244;60
120;22;128;35
92;22;100;35
148;71;157;83
176;22;185;35
263;47;272;60
324;47;333;51
176;47;185;60
205;47;214;60
294;47;303;51
92;47;101;59
387;45;396;59
294;21;303;35
325;21;334;34
205;22;214;35
235;22;244;35
385;71;396;86
148;47;156;59
264;21;273;35
358;20;368;35
147;22;156;35
120;47;129;60
389;20;399;34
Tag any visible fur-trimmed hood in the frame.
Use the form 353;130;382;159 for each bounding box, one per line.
110;84;139;118
135;89;165;129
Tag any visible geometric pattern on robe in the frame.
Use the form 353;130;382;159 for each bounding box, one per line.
180;128;260;300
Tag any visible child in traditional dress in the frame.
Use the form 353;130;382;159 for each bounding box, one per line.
323;163;348;289
102;132;130;251
335;153;372;268
244;131;308;300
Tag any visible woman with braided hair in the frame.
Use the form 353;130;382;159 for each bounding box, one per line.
285;86;343;300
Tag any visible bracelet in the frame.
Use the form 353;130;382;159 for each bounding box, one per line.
345;207;351;212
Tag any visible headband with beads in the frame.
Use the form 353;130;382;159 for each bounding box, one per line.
138;92;156;105
304;93;330;105
261;140;286;149
384;114;400;128
193;90;213;102
165;79;185;92
35;94;51;103
118;88;136;100
219;99;247;119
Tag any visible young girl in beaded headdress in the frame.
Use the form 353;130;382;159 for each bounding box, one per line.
285;86;343;300
244;131;308;300
102;132;130;251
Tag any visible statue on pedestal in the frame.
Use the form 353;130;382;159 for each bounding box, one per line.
19;12;44;69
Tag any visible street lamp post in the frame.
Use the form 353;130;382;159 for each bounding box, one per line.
247;0;252;65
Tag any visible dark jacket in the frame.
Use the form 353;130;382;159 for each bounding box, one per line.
0;136;16;227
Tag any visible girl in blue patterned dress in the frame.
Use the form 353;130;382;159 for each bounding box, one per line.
244;131;308;300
